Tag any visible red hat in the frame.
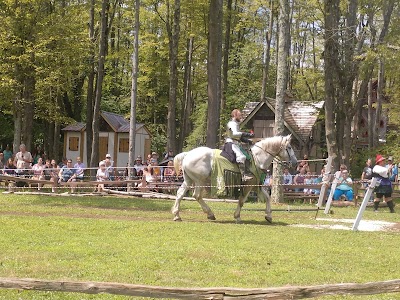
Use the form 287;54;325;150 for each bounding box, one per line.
375;154;385;164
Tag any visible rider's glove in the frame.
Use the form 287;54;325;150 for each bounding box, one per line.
242;132;255;138
240;136;253;145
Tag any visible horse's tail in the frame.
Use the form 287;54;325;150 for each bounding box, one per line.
174;152;187;174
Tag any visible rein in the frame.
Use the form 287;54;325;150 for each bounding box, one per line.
251;142;289;168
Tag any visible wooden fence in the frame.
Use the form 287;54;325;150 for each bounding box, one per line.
0;277;399;299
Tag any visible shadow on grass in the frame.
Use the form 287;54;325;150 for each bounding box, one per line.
210;219;289;226
28;195;173;212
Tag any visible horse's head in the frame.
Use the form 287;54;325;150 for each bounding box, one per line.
252;134;298;170
277;134;298;168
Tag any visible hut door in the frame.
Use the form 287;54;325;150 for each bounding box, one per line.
99;137;109;161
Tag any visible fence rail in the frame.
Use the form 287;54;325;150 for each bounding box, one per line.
0;277;399;299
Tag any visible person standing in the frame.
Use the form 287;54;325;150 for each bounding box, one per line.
221;109;254;181
74;157;85;180
372;154;395;213
15;144;32;175
3;144;13;162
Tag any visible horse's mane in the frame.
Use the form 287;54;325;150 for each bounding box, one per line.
255;135;290;153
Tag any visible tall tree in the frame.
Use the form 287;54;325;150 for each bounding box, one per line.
323;0;340;167
90;0;109;169
271;0;290;203
86;0;96;166
128;0;140;179
166;0;181;154
206;0;223;148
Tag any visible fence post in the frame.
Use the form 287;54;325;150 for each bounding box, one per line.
352;177;378;231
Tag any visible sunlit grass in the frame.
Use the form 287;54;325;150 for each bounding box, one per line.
0;194;398;299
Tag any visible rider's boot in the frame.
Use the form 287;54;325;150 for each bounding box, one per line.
239;161;253;181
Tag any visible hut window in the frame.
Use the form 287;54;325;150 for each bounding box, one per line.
119;138;129;153
69;137;79;151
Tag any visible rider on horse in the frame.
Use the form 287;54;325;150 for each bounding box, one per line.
221;109;254;181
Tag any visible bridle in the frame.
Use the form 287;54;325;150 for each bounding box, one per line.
250;139;294;169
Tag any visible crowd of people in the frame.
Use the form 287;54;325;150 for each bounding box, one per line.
263;153;398;212
0;144;181;193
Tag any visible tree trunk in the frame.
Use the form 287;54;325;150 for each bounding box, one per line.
128;0;139;180
323;0;340;168
86;0;95;167
206;0;223;149
271;0;290;204
221;0;232;112
73;75;85;121
373;59;384;147
90;0;109;169
180;36;194;152
260;0;274;102
13;97;22;154
22;74;35;152
166;0;181;155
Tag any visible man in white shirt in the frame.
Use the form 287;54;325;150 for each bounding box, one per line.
15;144;32;175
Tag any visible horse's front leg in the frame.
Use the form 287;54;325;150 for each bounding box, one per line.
261;187;272;223
172;182;189;221
234;186;251;224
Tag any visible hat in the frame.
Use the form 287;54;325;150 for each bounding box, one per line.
375;154;385;164
106;154;111;158
151;151;157;155
388;156;393;161
136;156;142;160
99;161;106;166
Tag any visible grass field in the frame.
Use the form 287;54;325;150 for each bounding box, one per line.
0;193;399;299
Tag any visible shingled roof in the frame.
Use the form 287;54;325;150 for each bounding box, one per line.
241;98;324;144
62;111;149;134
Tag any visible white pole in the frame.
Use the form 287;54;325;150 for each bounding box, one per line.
352;177;378;231
324;171;339;214
317;156;332;208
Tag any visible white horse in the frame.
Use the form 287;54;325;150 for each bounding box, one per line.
172;135;298;223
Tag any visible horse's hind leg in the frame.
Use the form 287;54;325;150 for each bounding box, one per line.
234;187;251;224
172;182;189;221
194;187;216;220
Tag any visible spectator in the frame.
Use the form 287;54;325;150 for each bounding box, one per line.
164;149;174;161
134;156;145;177
333;170;353;201
334;164;347;179
3;158;17;192
386;156;398;183
361;158;373;201
263;170;273;195
146;153;152;165
48;159;59;193
32;157;45;190
293;166;306;191
361;158;373;183
303;172;314;195
296;154;310;173
103;154;115;180
96;161;110;192
163;160;176;182
138;166;155;191
372;154;395;213
283;167;293;185
58;157;67;168
74;156;85;181
15;144;32;176
58;159;77;193
149;158;161;182
0;152;4;169
3;144;13;162
313;167;325;195
32;145;43;165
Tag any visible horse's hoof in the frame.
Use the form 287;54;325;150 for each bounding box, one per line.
173;216;182;222
265;216;272;223
207;215;216;221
